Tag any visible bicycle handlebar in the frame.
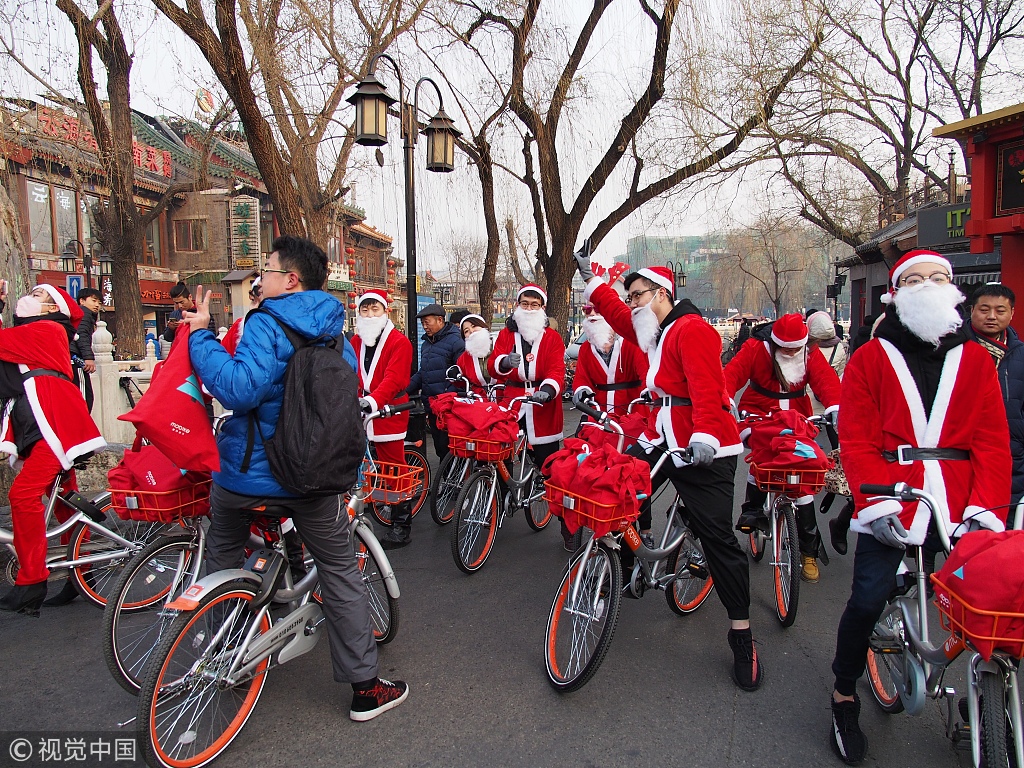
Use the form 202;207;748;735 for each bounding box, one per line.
859;482;952;553
572;390;606;422
364;400;418;423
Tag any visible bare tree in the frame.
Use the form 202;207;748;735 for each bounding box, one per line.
723;213;809;317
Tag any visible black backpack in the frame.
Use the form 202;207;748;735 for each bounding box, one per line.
241;309;365;496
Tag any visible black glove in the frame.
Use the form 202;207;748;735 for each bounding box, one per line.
499;353;522;373
574;238;594;282
358;397;372;413
533;385;556;404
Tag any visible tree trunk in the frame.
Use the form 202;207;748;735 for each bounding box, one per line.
0;183;31;326
476;138;499;325
107;230;145;358
543;241;575;342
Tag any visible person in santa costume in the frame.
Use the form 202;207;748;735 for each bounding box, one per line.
487;284;566;536
456;314;493;394
726;312;841;584
576;251;762;693
0;284;106;615
351;289;415;549
827;250;1011;765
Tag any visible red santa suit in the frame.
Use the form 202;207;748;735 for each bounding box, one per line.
222;317;244;355
351;318;412;448
724;339;841;420
842;335;1010;545
584;278;741;463
573;337;649;417
456;349;490;395
488;324;565;446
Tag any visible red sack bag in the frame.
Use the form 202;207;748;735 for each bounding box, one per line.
578;411;649;453
119;325;220;472
430;392;461;431
933;530;1024;660
122;444;192;492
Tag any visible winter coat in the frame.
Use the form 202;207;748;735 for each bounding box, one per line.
189;290;357;498
352;321;412;442
408;322;464;405
73;308;98;361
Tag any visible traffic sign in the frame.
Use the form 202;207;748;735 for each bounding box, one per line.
66;274;83;299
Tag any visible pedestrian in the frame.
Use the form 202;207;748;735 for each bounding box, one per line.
456;314;493;391
966;283;1024;509
406;303;464;458
577;252;763;692
827;250;1010;765
164;281;214;341
183;236;408;722
807;309;848;379
847;314;875;356
0;284;106;615
351;289;415;549
73;287;102;412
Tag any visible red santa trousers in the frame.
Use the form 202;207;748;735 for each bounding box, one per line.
9;441;78;585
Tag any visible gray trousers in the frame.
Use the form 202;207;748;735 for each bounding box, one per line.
206;482;378;684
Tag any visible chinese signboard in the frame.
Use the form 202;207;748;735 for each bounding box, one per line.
229;195;261;270
37;107;173;178
997;138;1024;216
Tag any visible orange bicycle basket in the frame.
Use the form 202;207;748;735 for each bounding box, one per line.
449;434;514;462
933;573;1024;660
360;461;424;504
750;464;827;495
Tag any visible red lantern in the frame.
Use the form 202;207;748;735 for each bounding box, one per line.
386;259;395;268
348;302;357;310
345;247;355;255
347;258;356;266
387;269;396;277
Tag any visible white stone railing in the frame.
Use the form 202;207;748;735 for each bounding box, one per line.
91;320;158;444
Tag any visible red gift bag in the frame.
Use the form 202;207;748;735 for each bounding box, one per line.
108;441;211;523
119;324;220;472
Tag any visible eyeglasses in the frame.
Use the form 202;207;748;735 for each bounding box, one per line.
626;287;656;305
582;305;596;316
519;300;544;309
260;267;290;279
899;272;951;287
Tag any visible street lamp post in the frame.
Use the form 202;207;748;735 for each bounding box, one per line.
665;260;687;294
347;54;461;372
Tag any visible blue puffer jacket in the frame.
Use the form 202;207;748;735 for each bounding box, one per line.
189;290;358;498
408;321;465;406
968;325;1024;502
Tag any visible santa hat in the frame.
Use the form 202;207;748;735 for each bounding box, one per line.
888;249;953;290
461;313;488;329
357;289;389;309
770;313;808;348
36;283;83;324
623;266;674;297
517;284;547;305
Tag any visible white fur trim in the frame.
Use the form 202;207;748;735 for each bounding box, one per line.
517;284;547;304
850;498;904;531
357;292;389;309
962;505;1005;534
770;331;808;348
890;253;953;288
540;377;561;396
636;267;673;294
38;283;71;316
582;276;605;303
824;404;839;415
689;432;721;451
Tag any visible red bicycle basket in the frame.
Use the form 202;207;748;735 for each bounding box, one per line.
360;460;424;504
750;464;826;495
450;434;514;462
110;479;212;523
933;573;1024;660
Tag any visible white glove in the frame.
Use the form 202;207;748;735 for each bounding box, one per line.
869;514;909;550
499;353;522;373
687;441;716;467
574;238;594;281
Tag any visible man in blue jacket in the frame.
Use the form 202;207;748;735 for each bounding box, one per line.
183;235;408;722
407;303;464;458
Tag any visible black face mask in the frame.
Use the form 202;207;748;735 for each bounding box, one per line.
13;312;75;342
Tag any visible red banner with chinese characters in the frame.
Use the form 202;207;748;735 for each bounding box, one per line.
37;107;173;178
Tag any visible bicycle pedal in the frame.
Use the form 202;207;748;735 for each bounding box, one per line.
685;562;709;580
868;639;903;654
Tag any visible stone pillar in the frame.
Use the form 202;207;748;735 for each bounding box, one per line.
92;320;133;444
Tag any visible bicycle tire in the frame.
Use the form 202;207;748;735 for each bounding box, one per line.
355;525;399;644
103;533;200;695
866;603;906;714
137;579;271;768
370;447;428;526
544;540;621;692
665;533;715;615
451;469;499;574
429;453;470;526
773;502;800;627
980;669;1014;768
521;455;551;531
749;529;766;562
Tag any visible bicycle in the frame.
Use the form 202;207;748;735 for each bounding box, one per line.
744;412;830;627
134;403;408;768
364;397;429;528
449;393;553;573
543;391;710;692
0;459;165;610
862;482;1024;768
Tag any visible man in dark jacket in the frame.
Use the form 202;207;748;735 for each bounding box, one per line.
73;288;102;411
968;283;1024;509
407;304;464;458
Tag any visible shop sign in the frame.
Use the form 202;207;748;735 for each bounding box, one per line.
37;107;173;177
230;195;261;269
918;203;972;246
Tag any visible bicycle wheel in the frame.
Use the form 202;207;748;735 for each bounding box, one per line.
138;580;271;768
773;502;800;627
866;603;906;714
451;470;499;574
665;533;715;615
749;529;766;562
66;501;165;608
369;447;428;526
355;525;399;644
544;540;622;692
430;453;471;525
103;533;200;695
522;455;551;531
980;669;1014;768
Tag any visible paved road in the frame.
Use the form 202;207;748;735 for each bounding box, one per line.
1;407;971;768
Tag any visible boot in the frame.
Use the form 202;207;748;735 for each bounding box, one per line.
735;484;769;533
0;581;48;617
829;500;854;556
380;503;412;550
42;578;79;606
797;502;829;573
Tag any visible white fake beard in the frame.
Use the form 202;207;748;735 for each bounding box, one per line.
583;316;614;354
355;314;388;347
513;306;547;345
631;301;661;353
774;350;807;388
892;282;965;348
464;327;492;358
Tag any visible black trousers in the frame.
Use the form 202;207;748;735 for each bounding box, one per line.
425;406;450;459
630;450;751;621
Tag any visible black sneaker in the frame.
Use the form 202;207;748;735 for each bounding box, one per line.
830;694;867;764
562;530;582;552
735;511;769;534
379;529;411;550
350;678;409;722
727;628;763;691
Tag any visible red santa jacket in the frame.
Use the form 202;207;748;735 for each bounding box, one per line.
0;321;105;469
351;320;412;443
222;317;244;356
724;338;841;422
456;350;490;395
584;279;741;462
842;336;1011;545
488;324;565;445
573;337;649;417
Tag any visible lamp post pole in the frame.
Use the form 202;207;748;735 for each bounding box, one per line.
403;101;417;364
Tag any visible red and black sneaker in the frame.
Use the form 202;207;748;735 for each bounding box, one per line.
350;678;410;722
728;628;764;692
